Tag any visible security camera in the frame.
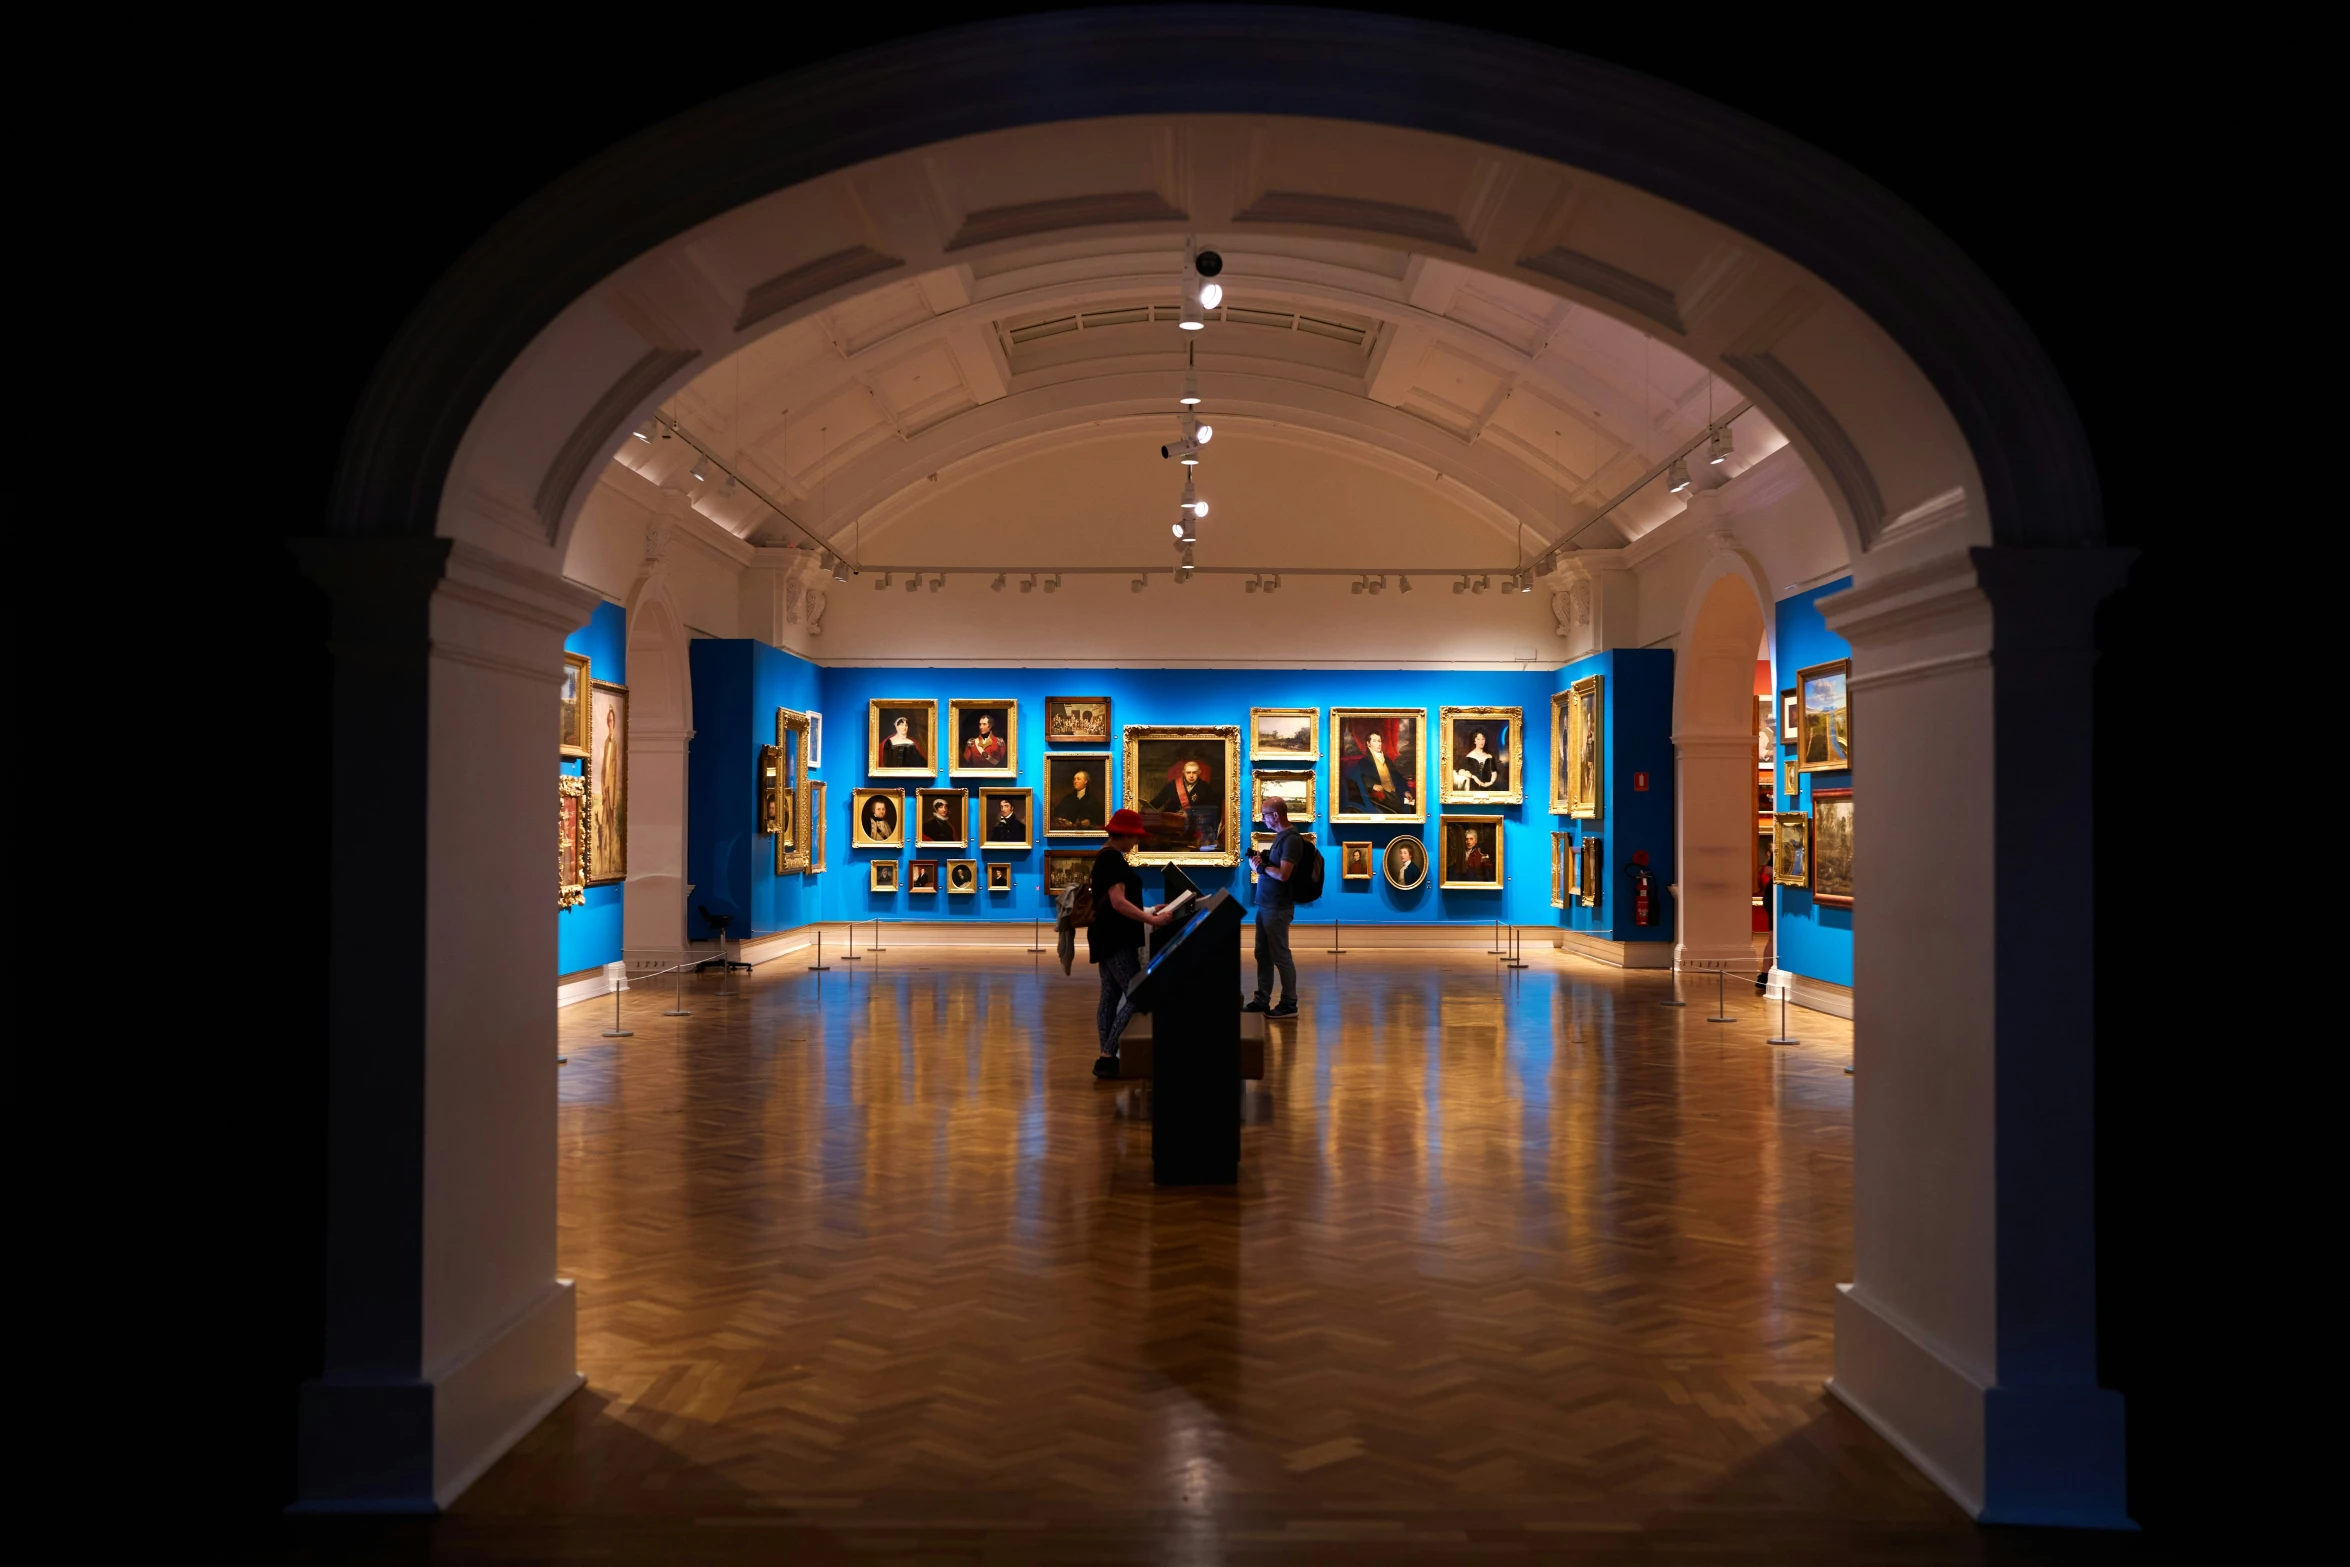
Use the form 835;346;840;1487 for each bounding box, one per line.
1195;250;1222;278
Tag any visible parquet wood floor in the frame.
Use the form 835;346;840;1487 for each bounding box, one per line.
272;948;2142;1565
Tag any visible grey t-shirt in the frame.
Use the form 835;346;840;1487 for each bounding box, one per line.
1257;828;1301;909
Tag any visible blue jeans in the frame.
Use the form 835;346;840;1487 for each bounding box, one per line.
1254;904;1296;1005
1097;945;1141;1055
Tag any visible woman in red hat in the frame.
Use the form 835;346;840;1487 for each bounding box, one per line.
1090;807;1176;1078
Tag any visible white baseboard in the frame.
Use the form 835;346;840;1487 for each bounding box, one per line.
1769;968;1854;1019
430;1279;583;1508
555;967;615;1008
1554;930;1675;968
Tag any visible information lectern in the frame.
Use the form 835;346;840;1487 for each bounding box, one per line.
1125;888;1244;1185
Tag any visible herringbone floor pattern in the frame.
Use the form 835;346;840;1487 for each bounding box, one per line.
278;947;2140;1564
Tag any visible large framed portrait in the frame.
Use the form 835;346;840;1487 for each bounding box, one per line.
1780;687;1799;744
775;708;813;873
806;781;827;873
946;858;979;895
869;857;898;893
1439;814;1504;890
868;698;940;777
1250;706;1318;763
587;681;628;885
1044;751;1112;836
557;773;588;909
1578;835;1603;908
1043;849;1093;895
1810;787;1854;906
949;698;1018;777
1124;725;1241;864
1552;677;1602;818
851;787;903;847
1438;705;1523;804
1772;811;1810;886
759;744;783;834
1382;834;1428;891
907;858;939;893
1329;708;1426;823
1797;659;1852;773
559;651;591;758
1044;695;1111;744
1341;841;1373;882
986;862;1012;893
1551;830;1568;908
914;788;967;848
979;787;1033;849
1251;769;1316;824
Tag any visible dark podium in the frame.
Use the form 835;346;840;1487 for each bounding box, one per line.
1125;887;1244;1185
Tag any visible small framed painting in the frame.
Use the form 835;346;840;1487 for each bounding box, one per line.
1250;706;1319;762
806;781;827;873
1566;833;1583;900
1341;840;1373;881
986;862;1013;893
1782;760;1798;802
758;744;784;835
914;789;966;849
907;858;939;893
557;773;587;909
559;651;592;758
1044;850;1093;895
869;858;898;893
1044;695;1112;744
1252;769;1317;825
946;858;979;894
1810;787;1854;906
1780;687;1799;744
949;698;1017;777
807;711;823;769
1045;752;1112;836
1382;834;1428;891
852;787;904;847
869;698;940;777
978;787;1033;849
1439;814;1503;890
1551;830;1568;908
1578;835;1602;908
1772;811;1810;886
1797;660;1852;774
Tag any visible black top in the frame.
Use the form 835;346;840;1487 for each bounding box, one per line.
1088;845;1145;963
1256;827;1301;909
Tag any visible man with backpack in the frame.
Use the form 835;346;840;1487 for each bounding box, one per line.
1244;797;1318;1019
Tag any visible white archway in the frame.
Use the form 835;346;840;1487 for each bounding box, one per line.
1672;525;1772;974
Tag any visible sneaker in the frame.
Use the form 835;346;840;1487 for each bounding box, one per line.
1092;1055;1121;1079
1242;996;1269;1013
1267;1001;1299;1020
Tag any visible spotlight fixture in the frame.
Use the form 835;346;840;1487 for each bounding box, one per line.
1399;575;1412;594
1707;424;1734;466
1020;574;1038;593
1263;573;1281;594
1518;573;1532;594
1351;576;1366;595
1162;436;1205;464
632;420;654;443
832;559;848;584
1473;575;1491;594
1181;246;1224;329
1368;574;1386;595
928;574;944;592
690;455;709;482
876;572;892;590
1179;370;1201;406
907;574;921;593
1668;457;1693;494
1453;575;1468;594
1132;573;1148;592
1160;418;1213;464
991;573;1006;592
724;473;738;495
1178;547;1195;580
1245;573;1262;593
659;422;672;439
1044;574;1061;593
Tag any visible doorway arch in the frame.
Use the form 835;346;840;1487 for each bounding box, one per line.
1673;539;1772;975
296;11;2128;1529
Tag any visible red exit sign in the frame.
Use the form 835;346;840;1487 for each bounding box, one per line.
1634;771;1650;791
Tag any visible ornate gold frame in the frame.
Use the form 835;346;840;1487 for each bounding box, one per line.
559;651;591;758
850;786;903;847
869;858;898;893
1437;705;1525;805
948;697;1019;778
1810;787;1854;907
946;858;979;894
1044;751;1113;837
1328;707;1427;824
978;787;1034;849
1341;840;1373;881
1043;695;1112;744
1382;833;1427;891
868;697;941;778
986;862;1013;893
913;788;967;849
1796;659;1853;775
1438;813;1505;890
775;708;812;873
1772;811;1810;886
758;744;784;835
1249;706;1319;763
1554;676;1603;819
1578;835;1602;908
586;681;628;885
1251;768;1316;824
1122;724;1242;866
807;781;827;873
557;774;588;909
1551;830;1569;908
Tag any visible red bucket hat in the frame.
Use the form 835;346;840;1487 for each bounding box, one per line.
1106;807;1147;838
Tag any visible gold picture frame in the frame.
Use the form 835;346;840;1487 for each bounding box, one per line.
913;788;967;849
1797;659;1852;774
851;787;904;847
1329;708;1426;823
868;697;940;777
1578;835;1602;908
806;781;827;873
1043;695;1112;744
986;862;1012;893
1122;725;1242;865
586;681;628;885
1566;832;1583;900
869;858;898;893
1810;787;1853;906
775;708;812;874
1044;850;1093;895
1341;840;1373;881
1438;813;1504;890
557;773;588;909
1251;769;1317;825
946;858;979;894
1553;675;1603;819
907;858;939;894
1438;705;1524;805
1249;706;1319;763
978;787;1034;849
948;697;1018;778
1044;751;1112;837
1772;811;1810;886
758;744;784;835
1382;834;1428;891
1551;830;1568;908
559;651;591;758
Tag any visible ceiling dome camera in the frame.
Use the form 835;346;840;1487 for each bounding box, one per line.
1194;249;1222;277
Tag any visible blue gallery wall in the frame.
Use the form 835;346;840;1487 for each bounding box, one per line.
558;600;628;975
687;638;824;939
1774;578;1854;986
1551;648;1675;944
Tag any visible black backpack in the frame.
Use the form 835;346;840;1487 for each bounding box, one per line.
1287;834;1325;903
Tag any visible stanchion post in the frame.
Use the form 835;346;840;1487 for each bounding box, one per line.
1504;925;1529;970
867;918;887;954
840;919;863;961
1326;916;1347;956
1767;976;1799;1046
664;965;691;1017
1488;917;1506;955
602;968;634;1038
1661;960;1688;1007
1029;914;1047;954
1706;967;1736;1023
807;927;832;972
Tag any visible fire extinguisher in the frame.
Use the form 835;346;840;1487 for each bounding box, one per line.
1627;850;1659;927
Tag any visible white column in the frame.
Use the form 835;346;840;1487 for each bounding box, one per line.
621;727;690;964
1673;733;1760;972
1821;545;2131;1528
295;539;597;1511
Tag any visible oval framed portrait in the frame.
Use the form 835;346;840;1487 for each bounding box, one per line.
1382;833;1428;891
